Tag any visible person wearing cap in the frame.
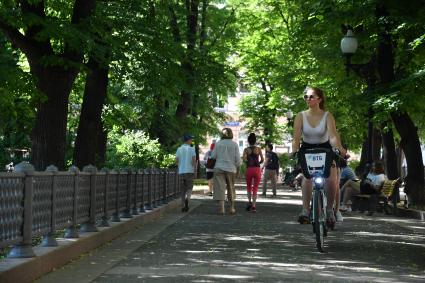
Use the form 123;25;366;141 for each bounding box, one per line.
176;133;197;212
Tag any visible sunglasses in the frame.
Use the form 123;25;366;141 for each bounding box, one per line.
303;94;319;100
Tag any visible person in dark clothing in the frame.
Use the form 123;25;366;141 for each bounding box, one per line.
262;143;280;197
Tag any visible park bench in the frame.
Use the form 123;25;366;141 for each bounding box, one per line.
352;178;402;216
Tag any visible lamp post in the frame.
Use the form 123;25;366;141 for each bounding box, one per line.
341;29;376;167
286;110;294;128
340;29;358;76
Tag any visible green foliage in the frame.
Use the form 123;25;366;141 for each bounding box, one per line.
193;179;208;186
106;126;175;169
0;36;34;167
231;0;425;152
348;159;361;174
2;0;425;173
278;153;297;170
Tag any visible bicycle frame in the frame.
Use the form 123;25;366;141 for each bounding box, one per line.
298;147;335;252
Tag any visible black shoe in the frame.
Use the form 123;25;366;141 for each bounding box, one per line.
298;215;309;224
182;199;189;212
246;202;252;211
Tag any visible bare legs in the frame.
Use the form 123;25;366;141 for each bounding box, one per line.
341;180;361;207
325;165;338;210
301;178;312;211
301;165;338;211
334;167;341;212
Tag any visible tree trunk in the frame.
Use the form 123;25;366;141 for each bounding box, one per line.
31;67;79;170
380;123;399;180
376;3;424;205
371;127;382;162
358;137;369;175
391;112;425;205
0;0;96;170
73;58;109;169
359;126;381;175
176;0;199;121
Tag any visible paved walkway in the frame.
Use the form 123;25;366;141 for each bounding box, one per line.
37;183;425;282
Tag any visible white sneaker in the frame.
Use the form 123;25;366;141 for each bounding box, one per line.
335;211;343;222
346;206;352;212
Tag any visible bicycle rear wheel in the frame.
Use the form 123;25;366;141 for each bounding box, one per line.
313;191;326;253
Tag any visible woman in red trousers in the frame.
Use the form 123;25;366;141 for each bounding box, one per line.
242;133;264;212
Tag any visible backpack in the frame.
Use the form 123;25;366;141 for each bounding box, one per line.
267;152;279;170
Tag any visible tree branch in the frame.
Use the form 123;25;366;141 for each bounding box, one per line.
0;20;29;51
206;5;237;55
19;0;47;40
168;2;181;42
63;0;96;62
199;0;208;54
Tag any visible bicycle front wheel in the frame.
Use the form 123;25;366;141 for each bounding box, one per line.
313;190;326;253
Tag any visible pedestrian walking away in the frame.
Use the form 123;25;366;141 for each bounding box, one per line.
243;133;264;212
176;133;197;212
203;142;215;196
211;128;241;215
262;143;279;197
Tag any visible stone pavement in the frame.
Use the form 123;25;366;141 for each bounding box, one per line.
37;182;425;282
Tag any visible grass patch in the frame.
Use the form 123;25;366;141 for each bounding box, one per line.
193;179;208;186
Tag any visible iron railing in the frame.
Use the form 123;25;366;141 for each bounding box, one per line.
0;162;180;258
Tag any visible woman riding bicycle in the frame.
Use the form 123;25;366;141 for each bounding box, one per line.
291;86;347;226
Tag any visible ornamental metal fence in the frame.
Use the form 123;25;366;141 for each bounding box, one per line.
0;162;180;259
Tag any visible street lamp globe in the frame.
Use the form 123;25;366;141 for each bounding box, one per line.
341;29;358;75
340;29;358;55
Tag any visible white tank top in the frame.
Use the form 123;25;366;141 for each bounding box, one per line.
302;111;329;144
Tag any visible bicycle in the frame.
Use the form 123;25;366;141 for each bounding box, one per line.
297;147;343;253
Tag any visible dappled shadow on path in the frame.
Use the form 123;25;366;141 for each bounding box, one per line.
94;189;425;283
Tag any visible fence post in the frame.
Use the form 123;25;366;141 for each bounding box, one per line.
120;169;133;218
139;169;146;213
80;165;98;232
8;162;36;258
152;169;158;208
175;169;180;200
98;168;110;227
110;170;121;222
163;169;169;204
131;169;139;215
145;169;153;210
64;166;80;238
41;165;59;247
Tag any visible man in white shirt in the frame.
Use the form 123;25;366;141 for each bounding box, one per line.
176;133;197;212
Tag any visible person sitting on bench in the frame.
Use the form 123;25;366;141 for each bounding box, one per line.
340;161;386;212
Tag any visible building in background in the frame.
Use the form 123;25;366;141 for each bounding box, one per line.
199;86;292;161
